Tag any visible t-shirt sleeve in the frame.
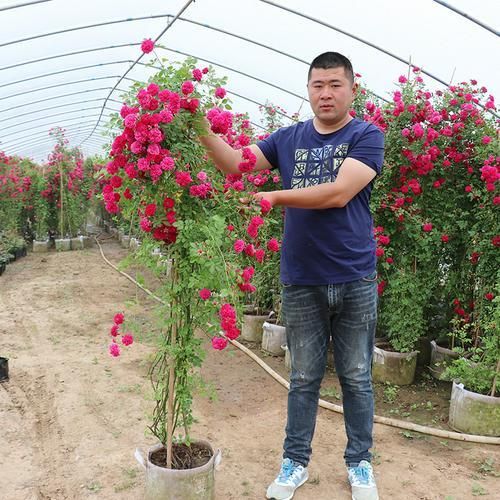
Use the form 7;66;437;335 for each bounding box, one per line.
347;125;385;175
256;129;281;169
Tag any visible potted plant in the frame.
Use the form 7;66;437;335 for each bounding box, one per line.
445;286;500;436
102;46;278;499
371;72;497;385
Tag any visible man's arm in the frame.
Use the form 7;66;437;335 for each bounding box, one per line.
199;130;272;174
254;158;376;209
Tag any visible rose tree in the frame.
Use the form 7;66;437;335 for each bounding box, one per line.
101;53;279;467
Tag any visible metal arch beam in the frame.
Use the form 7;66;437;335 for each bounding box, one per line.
0;38;311;104
1;75;125;101
0;121;99;146
0;12;304;67
10;131;105;154
0;43;141;73
6;134;108;156
0;117;118;144
158;46;308;102
0;120;100;146
0;61;136;90
79;0;195;148
225;90;293;121
0;15;175;49
0;0;51;11
2;123;112;150
0;100;122;126
259;0;451;85
433;0;499;37
8;139;106;159
0;87;129;115
259;0;499;118
0;113;116;141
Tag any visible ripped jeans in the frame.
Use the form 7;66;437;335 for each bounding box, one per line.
282;271;378;467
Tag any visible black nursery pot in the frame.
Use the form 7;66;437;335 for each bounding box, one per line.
0;357;9;382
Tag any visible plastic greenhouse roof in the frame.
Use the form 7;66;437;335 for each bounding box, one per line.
0;0;498;163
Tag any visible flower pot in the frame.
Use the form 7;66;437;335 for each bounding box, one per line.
32;240;50;253
135;440;221;500
416;336;431;369
372;343;418;385
0;357;9;382
15;247;26;259
262;322;286;356
449;381;500;437
55;238;71;251
282;344;291;370
82;236;93;248
121;235;131;249
429;340;460;380
241;313;270;342
70;236;84;250
130;237;140;251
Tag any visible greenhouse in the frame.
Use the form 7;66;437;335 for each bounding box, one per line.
0;1;499;499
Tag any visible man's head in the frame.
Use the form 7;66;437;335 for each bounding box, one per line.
307;52;354;84
307;52;356;128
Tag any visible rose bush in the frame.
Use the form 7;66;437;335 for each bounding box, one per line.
100;46;282;463
371;71;498;353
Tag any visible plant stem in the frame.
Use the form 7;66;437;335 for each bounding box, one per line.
490;359;500;397
59;164;64;237
166;265;178;469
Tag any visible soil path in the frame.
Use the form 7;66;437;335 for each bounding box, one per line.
0;240;498;499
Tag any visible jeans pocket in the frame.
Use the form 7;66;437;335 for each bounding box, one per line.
282;282;294;288
361;270;378;282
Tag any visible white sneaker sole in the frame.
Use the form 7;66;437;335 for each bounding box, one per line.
266;473;309;500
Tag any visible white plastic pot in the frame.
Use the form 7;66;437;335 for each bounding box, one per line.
449;381;500;437
32;240;49;253
241;313;270;342
135;441;221;500
262;322;286;356
55;238;71;251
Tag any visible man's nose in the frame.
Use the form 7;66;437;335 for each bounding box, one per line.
319;88;333;99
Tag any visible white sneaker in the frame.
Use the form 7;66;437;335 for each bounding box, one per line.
347;460;379;500
266;458;309;500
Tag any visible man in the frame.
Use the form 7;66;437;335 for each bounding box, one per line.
200;52;384;500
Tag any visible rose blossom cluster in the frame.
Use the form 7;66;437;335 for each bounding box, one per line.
108;313;134;357
211;303;241;350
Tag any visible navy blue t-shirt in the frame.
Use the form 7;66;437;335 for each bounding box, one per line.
257;118;384;285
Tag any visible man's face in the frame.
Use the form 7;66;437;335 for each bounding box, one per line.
307;66;355;125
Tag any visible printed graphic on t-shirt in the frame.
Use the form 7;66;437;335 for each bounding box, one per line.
291;143;349;189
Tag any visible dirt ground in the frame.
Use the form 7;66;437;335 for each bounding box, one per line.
1;238;499;500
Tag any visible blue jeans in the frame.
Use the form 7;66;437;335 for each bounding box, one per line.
281;271;378;467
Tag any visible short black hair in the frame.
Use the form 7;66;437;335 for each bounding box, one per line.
308;52;354;83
